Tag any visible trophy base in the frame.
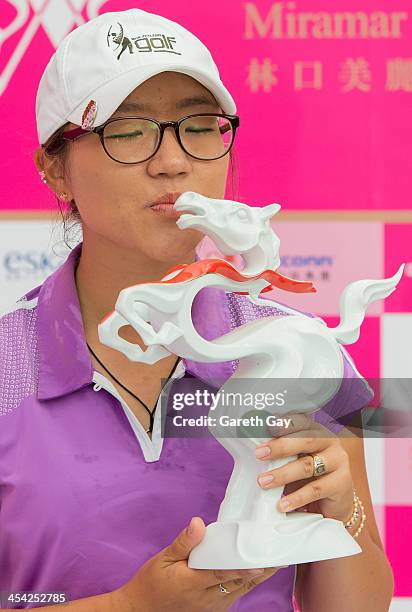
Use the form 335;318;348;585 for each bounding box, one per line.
188;512;361;569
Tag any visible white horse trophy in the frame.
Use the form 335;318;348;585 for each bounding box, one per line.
98;192;404;568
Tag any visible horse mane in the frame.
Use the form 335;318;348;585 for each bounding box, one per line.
158;258;316;294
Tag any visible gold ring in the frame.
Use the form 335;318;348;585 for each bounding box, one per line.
310;453;326;477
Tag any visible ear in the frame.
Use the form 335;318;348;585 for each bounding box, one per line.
33;145;73;200
261;203;281;220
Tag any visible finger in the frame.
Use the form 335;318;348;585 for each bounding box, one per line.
276;471;343;513
257;444;344;490
190;566;270;590
162;517;206;564
206;566;280;594
283;477;314;497
205;569;266;594
219;566;282;603
255;429;338;462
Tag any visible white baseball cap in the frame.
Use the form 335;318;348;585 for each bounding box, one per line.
36;8;237;145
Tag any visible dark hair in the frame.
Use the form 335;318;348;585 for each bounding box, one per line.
43;122;240;249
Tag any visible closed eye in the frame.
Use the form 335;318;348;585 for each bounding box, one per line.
105;131;143;139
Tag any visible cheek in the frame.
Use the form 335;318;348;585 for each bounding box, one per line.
195;159;229;198
67;152;141;222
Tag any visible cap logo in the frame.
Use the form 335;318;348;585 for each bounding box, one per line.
81;100;97;130
107;22;182;61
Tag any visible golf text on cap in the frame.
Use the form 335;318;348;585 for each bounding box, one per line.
107;22;182;60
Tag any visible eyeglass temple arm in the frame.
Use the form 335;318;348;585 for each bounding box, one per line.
62;126;95;141
62;115;239;140
223;116;239;132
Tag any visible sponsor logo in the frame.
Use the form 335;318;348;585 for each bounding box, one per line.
244;2;408;40
2;250;62;280
279;254;334;282
280;255;334;267
107;22;182;60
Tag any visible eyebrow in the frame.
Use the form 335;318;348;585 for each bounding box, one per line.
114;96;220;114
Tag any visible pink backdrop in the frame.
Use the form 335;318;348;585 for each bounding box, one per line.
1;0;412;210
1;1;411;607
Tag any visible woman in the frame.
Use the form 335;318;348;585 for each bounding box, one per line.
0;7;394;612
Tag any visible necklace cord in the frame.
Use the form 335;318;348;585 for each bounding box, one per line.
86;342;180;434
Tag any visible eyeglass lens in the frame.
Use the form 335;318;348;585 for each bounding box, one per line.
102;115;234;163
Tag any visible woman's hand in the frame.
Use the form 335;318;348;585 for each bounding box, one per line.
112;517;281;612
255;412;354;523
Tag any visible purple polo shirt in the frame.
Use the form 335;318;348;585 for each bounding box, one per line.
0;242;373;610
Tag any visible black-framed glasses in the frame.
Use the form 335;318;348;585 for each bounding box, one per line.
61;113;240;164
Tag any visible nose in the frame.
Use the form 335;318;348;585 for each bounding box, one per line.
146;125;192;177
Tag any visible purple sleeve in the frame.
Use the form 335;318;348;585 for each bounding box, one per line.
312;349;374;434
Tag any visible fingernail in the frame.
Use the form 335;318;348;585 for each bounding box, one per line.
187;517;196;535
258;474;274;487
255;446;271;459
247;568;264;575
278;500;291;511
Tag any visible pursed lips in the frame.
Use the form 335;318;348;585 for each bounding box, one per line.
148;191;183;209
148;192;184;217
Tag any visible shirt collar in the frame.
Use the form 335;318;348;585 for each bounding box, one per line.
36;242;233;401
37;242;93;400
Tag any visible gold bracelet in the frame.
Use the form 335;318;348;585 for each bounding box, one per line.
344;489;359;526
344;489;366;539
351;496;366;539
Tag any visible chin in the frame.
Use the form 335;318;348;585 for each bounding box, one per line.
150;242;198;266
151;230;202;256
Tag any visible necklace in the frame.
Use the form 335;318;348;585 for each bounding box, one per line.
86;342;181;434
